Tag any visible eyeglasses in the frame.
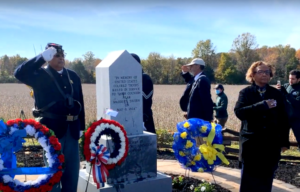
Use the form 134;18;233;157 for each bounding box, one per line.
54;53;66;58
255;70;271;75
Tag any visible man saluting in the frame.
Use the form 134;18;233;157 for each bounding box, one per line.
14;43;85;192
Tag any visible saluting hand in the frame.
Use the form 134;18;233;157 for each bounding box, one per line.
42;47;57;62
181;65;189;73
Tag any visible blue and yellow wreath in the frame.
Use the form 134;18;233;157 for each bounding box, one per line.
173;118;229;172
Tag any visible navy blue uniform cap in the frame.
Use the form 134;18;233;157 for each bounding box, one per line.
45;43;64;53
131;53;141;64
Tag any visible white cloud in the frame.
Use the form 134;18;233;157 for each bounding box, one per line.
284;27;300;49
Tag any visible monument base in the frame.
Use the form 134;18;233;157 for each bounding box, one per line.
98;132;158;184
78;169;172;192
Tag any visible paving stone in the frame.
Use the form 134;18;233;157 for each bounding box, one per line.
156;159;299;192
12;160;300;192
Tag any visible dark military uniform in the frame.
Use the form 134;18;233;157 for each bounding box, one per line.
14;46;85;192
130;53;156;134
142;72;155;134
14;55;85;139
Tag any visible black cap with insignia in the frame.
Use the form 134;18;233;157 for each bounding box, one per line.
45;43;64;54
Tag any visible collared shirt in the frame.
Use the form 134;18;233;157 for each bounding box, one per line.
194;72;203;81
45;65;63;74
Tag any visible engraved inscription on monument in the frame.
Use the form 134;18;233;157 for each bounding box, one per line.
96;50;144;135
111;75;141;128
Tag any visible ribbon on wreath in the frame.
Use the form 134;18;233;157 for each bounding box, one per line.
199;123;229;166
90;144;110;189
0;120;26;178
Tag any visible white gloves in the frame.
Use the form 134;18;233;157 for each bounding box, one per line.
42;47;57;62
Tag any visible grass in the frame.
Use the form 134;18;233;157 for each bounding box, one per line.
23;138;40;146
282;147;300;157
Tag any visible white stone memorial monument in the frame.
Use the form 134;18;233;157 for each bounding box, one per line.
77;50;172;192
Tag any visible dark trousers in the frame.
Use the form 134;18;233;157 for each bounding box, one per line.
240;162;278;192
144;114;156;134
214;117;228;128
44;127;80;192
290;121;300;147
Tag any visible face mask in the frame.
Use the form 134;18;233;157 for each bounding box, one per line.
215;90;220;94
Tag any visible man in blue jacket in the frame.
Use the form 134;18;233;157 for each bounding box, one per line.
179;58;213;145
180;58;213;121
14;43;85;192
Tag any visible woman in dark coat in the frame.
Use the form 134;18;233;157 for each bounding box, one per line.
234;61;290;192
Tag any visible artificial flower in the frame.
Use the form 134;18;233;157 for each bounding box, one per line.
58;155;64;163
185;140;193;149
200;126;207;133
180;132;187;139
201;186;206;191
194;154;201;161
183;122;190;128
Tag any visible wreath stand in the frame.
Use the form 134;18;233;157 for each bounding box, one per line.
17;110;44;182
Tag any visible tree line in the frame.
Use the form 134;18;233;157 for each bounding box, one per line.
1;33;300;84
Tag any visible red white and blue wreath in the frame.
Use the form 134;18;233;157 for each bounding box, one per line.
82;119;129;189
0;119;64;192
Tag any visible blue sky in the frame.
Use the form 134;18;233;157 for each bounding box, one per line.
0;0;299;61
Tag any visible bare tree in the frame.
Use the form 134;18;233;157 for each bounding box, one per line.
82;51;95;73
231;33;259;74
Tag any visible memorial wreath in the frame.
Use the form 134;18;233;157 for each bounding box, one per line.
81;118;129;188
0;118;64;192
173;118;229;173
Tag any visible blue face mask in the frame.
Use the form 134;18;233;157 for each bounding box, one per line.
215;90;220;94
